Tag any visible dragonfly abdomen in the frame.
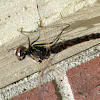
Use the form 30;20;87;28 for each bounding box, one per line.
51;33;100;53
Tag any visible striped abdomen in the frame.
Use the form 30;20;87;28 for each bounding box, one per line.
51;33;100;53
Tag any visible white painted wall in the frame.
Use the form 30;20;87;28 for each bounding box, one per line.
0;0;97;45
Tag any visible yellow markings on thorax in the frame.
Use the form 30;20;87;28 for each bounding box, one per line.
32;47;35;49
39;45;43;47
24;49;27;54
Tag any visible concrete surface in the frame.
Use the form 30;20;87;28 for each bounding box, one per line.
0;0;100;100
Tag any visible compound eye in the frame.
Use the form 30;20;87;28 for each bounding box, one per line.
15;46;27;60
14;49;20;57
17;52;21;57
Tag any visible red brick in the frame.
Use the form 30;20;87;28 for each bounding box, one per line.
66;57;100;100
11;81;58;100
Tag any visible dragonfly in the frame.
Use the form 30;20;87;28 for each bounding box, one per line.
15;27;100;62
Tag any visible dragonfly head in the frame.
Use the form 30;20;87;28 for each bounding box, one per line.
15;46;27;60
